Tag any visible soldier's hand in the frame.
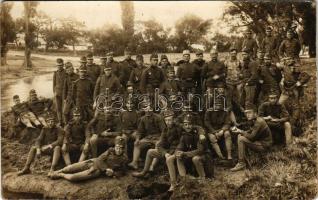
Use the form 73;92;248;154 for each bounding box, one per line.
176;151;184;158
199;134;206;141
296;81;301;86
259;80;264;84
134;139;140;146
165;153;171;159
212;75;219;80
105;168;114;177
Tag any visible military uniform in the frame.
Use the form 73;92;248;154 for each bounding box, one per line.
94;74;121;100
259;64;282;102
53;66;67;125
240;59;259;107
242;37;258;59
159;78;182;96
87;63;100;86
279;38;301;60
129;65;146;92
72;77;95;121
12;101;41;128
63;72;79;124
261;35;279;58
28;96;53;127
140;65;166;94
176;61;200;94
201;59;226;90
64;120;88;152
119;58;137;87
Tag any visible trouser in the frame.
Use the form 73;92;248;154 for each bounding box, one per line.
89;134;121;158
131;135;159;164
208;130;232;159
267;121;292;145
227;83;243;109
55;95;63;124
37;115;48;127
20;112;41;128
78;105;94;122
176;155;208;178
278;87;299;105
237;135;267;162
63;100;73;125
142;148;163;172
243;85;256;107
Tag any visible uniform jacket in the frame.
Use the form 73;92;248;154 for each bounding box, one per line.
240;59;259;85
159;79;182;95
72;77;95;106
140;66;166;93
242;117;272;147
204;110;231;133
86;112;121;137
64;120;88;145
279;38;301;58
87;64;101;85
261;35;279;56
258;102;289;122
53;68;67;96
137;112;166;139
119;58;137;87
63;73;79;101
281;66;310;88
259;64;282;91
119;110;140;132
176;61;200;87
242;38;258;58
224;59;242;85
129;65;146;90
28;98;52;116
201;60;226;88
94;74;121;100
12;102;31;116
100;60;120;77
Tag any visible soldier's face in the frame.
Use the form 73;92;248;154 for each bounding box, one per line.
183;54;190;62
104;69;112;76
161;59;168;66
107;56;113;61
115;145;124;155
136;59;143;66
127;86;134;94
79;71;86;78
230;51;237;59
66;67;74;74
242;52;249;61
268;96;278;105
210;53;218;61
57;64;63;69
13;98;20;105
168;71;175;79
164;116;173;127
183;122;192;132
245;32;252;38
257;52;264;60
266;30;271;36
264;58;271;65
101;58;107;64
196;54;203;60
73;115;81;122
150;58;158;66
87;59;93;65
47;119;55;128
126;102;133;111
245;110;256;121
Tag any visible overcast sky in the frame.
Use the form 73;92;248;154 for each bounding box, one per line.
10;1;229;31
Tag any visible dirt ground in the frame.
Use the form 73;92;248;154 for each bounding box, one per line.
1;54;317;199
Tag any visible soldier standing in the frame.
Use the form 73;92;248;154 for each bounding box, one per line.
192;50;206;94
119;48;137;87
278;29;301;61
53;58;67;126
18;114;64;176
242;29;258;59
140;53;166;95
63;62;79;124
86;53;101;86
261;26;279;61
102;52;120;77
159;54;171;76
72;65;95;121
129;54;146;93
159;67;182;97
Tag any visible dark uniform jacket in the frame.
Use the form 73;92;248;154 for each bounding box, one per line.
28;98;52;116
192;59;206;68
157;125;182;156
86;112;121;137
259;64;282;91
140;66;166;94
176;61;200;89
201;60;226;88
119;58;137;87
119;110;140;133
242;38;258;58
240;59;259;86
137;113;166;139
281;66;310;88
35;126;64;148
101;60;120;77
12;102;31;117
94;74;121;100
258;102;289;123
261;35;279;57
87;64;101;85
129;65;146;91
159;79;182;95
242;117;272;147
53;68;67;96
63;73;79;101
93;147;128;176
224;59;242;85
64;121;88;145
176;127;210;158
72;77;95;106
279;38;301;59
204;110;231;133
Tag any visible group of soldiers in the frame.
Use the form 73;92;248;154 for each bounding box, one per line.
12;26;310;191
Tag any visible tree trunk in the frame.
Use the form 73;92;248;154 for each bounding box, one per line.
1;54;8;66
22;1;32;70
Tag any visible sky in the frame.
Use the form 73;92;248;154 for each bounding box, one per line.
10;1;229;31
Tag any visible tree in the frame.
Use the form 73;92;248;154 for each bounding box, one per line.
120;1;135;49
0;2;17;65
223;1;316;57
173;14;212;51
22;1;38;69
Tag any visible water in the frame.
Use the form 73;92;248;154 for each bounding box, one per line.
1;73;54;112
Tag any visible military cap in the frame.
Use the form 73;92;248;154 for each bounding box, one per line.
114;136;125;147
126;81;133;87
13;95;19;99
80;56;87;63
136;54;144;61
100;56;107;60
64;62;73;69
161;54;168;60
87;53;93;60
168;94;177;102
195;50;203;55
244;103;257;112
163;110;174;118
56;58;64;66
183;114;193;123
182;50;190;55
264;53;271;59
150;53;159;60
229;45;237;51
106;52;114;56
72;107;81;116
79;65;87;71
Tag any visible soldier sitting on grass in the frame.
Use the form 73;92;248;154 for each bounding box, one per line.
17;113;64;176
62;108;89;165
50;136;128;181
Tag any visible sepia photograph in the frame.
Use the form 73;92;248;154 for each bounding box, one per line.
1;1;317;199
